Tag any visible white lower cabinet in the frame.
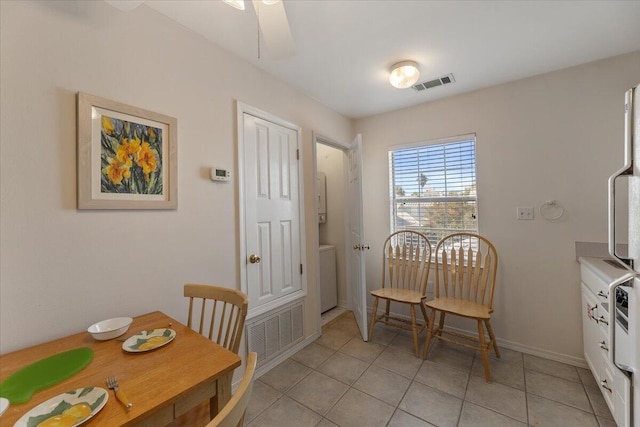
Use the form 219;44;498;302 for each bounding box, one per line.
580;261;631;427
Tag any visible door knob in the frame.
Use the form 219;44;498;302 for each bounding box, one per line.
353;245;361;250
249;254;261;264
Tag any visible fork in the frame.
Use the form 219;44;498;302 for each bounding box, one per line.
106;376;133;409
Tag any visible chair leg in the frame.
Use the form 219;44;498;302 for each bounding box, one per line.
485;319;500;358
422;308;437;359
477;320;491;382
410;304;419;357
368;296;379;341
419;301;429;332
436;311;446;337
384;299;391;320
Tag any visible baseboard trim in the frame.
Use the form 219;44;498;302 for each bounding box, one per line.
253;331;321;380
443;324;588;369
368;307;588;369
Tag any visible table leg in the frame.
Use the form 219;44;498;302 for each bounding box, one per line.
210;371;233;419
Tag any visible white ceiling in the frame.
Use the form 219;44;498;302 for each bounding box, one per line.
143;0;640;119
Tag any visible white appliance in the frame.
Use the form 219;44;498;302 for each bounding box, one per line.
607;83;640;427
319;244;337;313
317;172;327;224
580;257;633;425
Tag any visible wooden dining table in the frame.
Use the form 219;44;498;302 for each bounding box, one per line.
0;311;241;426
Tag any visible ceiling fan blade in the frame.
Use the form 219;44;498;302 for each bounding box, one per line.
104;0;145;11
252;0;295;59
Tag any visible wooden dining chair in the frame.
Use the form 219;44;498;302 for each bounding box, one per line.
368;230;432;356
184;284;249;354
206;352;257;427
422;232;500;382
170;288;249;427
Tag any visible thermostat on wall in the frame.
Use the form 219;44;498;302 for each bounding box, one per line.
210;167;231;182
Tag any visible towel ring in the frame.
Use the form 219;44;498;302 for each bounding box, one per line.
540;200;564;221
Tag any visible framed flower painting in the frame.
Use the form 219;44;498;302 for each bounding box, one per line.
77;92;177;209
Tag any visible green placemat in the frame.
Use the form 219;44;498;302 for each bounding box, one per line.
0;347;94;404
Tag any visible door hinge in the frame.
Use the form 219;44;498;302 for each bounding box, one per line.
300;264;303;275
296;149;299;160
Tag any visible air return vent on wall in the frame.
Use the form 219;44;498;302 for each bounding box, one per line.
412;73;456;92
246;301;304;367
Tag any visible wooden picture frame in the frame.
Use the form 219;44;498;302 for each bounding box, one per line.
77;92;177;209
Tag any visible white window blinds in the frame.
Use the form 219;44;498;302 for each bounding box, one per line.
389;136;478;245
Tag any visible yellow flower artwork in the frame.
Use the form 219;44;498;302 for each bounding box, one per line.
100;116;163;194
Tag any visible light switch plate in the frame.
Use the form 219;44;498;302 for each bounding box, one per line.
517;207;534;220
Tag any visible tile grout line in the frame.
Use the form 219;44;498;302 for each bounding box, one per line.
333;317;423;426
251;311;607;427
522;351;530;426
321;326;393;426
382;341;427;427
246;383;286;426
343;338;522;426
577;365;603;424
301;317;379;424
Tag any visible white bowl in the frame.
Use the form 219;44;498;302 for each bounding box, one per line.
88;317;133;340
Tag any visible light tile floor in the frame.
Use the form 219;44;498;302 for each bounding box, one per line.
245;311;615;427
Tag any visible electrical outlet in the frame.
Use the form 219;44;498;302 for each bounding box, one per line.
517;207;534;220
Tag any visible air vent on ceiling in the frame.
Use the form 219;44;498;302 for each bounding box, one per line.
412;73;456;92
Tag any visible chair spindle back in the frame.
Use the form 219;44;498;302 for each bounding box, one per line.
435;233;498;310
185;284;249;354
383;230;432;295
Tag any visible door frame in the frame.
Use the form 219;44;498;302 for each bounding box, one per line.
312;132;361;334
237;102;306;320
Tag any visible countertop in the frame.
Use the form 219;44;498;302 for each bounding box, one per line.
578;256;634;284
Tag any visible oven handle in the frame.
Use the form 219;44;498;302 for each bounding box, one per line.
607;88;634;263
608;273;635;375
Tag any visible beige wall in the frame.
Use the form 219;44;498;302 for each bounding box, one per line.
0;1;352;353
355;51;640;362
3;1;639;365
317;143;347;307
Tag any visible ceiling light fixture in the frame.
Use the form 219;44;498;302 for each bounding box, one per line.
389;61;420;89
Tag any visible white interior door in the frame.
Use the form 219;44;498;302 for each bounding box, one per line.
242;112;303;316
347;134;368;340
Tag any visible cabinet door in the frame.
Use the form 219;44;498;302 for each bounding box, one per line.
581;284;628;426
581;283;601;374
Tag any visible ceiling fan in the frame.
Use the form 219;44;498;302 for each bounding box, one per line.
104;0;295;59
224;0;295;59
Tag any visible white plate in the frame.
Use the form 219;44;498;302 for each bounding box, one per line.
122;328;176;353
14;387;108;427
0;397;8;416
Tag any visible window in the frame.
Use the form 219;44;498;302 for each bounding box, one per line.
389;135;478;245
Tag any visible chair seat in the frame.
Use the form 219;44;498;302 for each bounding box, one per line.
369;230;432;357
426;297;491;319
371;288;425;304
